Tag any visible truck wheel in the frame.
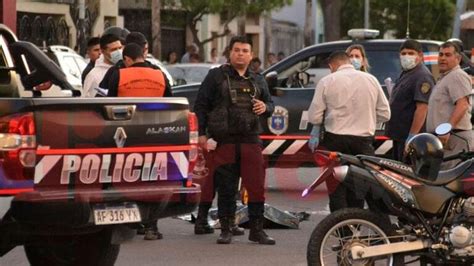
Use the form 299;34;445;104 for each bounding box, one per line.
24;228;120;266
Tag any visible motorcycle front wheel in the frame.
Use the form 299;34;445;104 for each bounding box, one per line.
307;208;404;266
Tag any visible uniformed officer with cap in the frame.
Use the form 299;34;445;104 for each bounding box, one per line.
385;39;435;161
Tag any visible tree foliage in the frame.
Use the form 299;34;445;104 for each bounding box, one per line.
164;0;292;58
340;0;456;40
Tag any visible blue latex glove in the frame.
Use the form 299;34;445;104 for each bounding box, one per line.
405;133;416;144
308;125;321;152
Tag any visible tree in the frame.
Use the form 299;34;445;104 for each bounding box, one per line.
164;0;293;59
341;0;456;40
320;0;343;41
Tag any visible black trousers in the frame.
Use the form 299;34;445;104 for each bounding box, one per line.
321;131;374;213
392;139;407;162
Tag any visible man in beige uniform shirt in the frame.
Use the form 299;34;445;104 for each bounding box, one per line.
426;41;473;169
308;51;391;212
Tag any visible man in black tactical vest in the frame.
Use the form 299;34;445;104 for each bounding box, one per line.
194;36;276;245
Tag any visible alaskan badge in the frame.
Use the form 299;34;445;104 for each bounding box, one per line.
268;106;289;135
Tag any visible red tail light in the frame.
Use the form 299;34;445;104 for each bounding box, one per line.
188;112;198;175
0;113;36;180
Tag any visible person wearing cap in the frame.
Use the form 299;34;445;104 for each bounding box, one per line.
307;51;390;213
106;43;171;240
426;41;473;169
81;37;101;84
98;31;172;97
83;34;122;97
385;39;435;162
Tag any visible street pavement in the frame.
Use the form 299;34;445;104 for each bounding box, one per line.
1;167;331;266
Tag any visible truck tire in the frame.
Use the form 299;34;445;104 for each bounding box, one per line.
24;228;120;266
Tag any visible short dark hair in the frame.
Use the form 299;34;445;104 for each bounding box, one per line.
126;32;147;49
251;57;261;64
123;43;144;61
441;41;461;54
99;34;120;49
328;51;349;63
87;37;100;48
229;36;252;50
400;39;422;53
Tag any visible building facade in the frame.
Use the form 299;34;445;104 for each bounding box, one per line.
13;0;123;54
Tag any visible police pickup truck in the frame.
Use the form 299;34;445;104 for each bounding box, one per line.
0;24;200;265
173;29;449;167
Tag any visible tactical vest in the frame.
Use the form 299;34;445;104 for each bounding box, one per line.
118;67;165;97
207;69;261;140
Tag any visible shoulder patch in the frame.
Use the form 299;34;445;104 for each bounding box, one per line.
420;82;431;94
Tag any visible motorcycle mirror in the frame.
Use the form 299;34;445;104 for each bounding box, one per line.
435;123;452;136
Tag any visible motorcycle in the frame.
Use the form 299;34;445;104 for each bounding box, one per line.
303;124;474;265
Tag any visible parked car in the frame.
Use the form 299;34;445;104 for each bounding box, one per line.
168;63;220;85
43;45;87;92
146;54;176;86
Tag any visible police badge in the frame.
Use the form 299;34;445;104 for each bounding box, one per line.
267;106;289;135
421;82;431;94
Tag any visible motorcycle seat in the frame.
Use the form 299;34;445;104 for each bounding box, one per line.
432;159;473;185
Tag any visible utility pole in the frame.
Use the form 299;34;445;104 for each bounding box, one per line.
313;0;320;44
304;0;313;46
364;0;369;28
151;0;161;59
77;0;86;55
452;0;466;38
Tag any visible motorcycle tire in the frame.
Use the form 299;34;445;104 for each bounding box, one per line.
24;228;120;266
307;208;404;266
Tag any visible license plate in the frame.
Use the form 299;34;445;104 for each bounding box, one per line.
93;203;141;225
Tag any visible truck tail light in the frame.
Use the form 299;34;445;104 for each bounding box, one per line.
0;113;36;180
188;112;199;175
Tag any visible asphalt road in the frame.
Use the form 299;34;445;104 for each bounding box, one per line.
1;167;330;266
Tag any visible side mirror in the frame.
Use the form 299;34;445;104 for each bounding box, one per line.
265;71;278;90
176;78;187;86
435;123;452;136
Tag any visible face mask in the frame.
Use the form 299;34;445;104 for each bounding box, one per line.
109;49;122;64
350;58;362;70
400;55;417;71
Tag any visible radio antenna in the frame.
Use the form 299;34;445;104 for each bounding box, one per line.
406;0;411;38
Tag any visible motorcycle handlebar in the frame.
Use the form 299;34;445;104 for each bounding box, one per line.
443;151;474;162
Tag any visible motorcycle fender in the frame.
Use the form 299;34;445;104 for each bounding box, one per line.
301;166;348;197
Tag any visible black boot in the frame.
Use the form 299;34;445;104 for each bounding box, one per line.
230;216;245;236
216;217;232;244
143;220;163;240
194;204;214;235
249;216;275;245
